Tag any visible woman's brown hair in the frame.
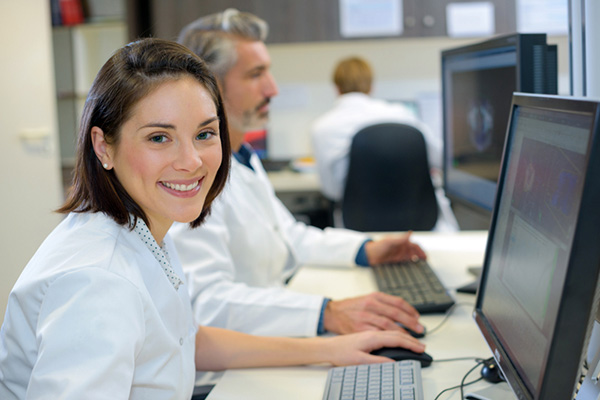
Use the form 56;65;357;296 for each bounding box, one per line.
58;38;231;229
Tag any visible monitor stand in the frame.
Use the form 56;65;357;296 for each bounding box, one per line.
456;266;482;294
465;382;515;399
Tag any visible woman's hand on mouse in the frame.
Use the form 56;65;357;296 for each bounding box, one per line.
322;330;425;367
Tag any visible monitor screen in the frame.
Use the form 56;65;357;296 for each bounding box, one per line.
442;34;557;228
474;93;600;399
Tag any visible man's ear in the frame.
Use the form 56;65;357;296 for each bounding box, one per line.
91;126;113;170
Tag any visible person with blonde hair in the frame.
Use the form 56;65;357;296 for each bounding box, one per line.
311;55;445;205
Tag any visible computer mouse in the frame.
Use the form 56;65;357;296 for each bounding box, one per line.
480;358;504;383
370;347;433;367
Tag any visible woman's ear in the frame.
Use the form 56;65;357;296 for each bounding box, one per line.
91;126;113;170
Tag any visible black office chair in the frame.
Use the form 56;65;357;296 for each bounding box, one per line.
342;123;438;231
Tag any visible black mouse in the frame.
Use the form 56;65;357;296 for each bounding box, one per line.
480;358;504;383
370;347;433;367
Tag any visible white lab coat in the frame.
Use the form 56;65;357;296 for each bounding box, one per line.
311;92;442;202
311;92;458;231
0;212;196;400
170;153;369;338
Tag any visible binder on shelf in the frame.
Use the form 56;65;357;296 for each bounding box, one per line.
50;0;62;26
59;0;84;26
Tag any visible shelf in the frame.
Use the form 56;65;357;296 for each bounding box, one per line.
52;20;128;164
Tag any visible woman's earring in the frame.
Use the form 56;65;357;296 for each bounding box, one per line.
103;163;109;169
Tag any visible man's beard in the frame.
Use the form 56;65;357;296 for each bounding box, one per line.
241;98;270;132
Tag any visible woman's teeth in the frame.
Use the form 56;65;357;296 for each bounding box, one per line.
162;181;199;192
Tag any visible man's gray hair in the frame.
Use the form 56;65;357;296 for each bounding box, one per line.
177;9;269;81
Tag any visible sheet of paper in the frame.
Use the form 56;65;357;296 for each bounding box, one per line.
339;0;403;38
270;84;310;111
446;2;495;38
516;0;568;35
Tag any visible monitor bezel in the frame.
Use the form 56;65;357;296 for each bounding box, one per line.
473;93;600;400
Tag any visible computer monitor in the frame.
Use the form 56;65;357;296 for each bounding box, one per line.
473;93;600;399
442;33;558;229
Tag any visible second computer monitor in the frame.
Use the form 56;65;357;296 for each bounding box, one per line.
474;93;600;399
441;33;558;229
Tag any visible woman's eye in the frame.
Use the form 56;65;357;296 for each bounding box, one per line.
150;135;167;143
197;131;215;141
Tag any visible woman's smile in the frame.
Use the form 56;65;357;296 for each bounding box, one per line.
160;177;204;197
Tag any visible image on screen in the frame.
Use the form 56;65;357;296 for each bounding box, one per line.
450;65;515;182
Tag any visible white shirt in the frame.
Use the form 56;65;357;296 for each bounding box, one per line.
311;92;442;202
170;153;368;338
0;212;196;400
311;92;458;231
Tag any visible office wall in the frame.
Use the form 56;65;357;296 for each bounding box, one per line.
0;2;63;320
266;35;570;159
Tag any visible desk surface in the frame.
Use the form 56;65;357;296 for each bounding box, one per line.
267;169;322;193
207;231;516;400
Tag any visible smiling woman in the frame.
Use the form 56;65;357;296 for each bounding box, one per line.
90;76;224;242
0;38;424;400
0;37;232;400
59;38;231;232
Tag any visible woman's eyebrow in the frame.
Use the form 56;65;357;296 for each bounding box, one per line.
198;116;219;127
137;116;219;131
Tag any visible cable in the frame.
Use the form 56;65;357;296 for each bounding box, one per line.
433;377;483;400
432;358;486;400
426;301;475;335
461;358;487;400
433;356;487;363
424;302;487;398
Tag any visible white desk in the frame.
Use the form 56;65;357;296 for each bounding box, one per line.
207;231;515;400
267;169;322;194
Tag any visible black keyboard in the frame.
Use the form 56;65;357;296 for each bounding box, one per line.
322;360;424;400
372;259;455;313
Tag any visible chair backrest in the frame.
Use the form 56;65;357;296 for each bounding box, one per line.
342;123;438;231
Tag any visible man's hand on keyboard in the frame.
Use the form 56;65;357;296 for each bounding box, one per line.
323;330;425;367
364;232;427;265
323;292;425;335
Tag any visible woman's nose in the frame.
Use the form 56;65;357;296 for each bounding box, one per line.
173;142;203;172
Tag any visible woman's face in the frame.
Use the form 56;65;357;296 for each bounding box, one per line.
103;76;222;240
